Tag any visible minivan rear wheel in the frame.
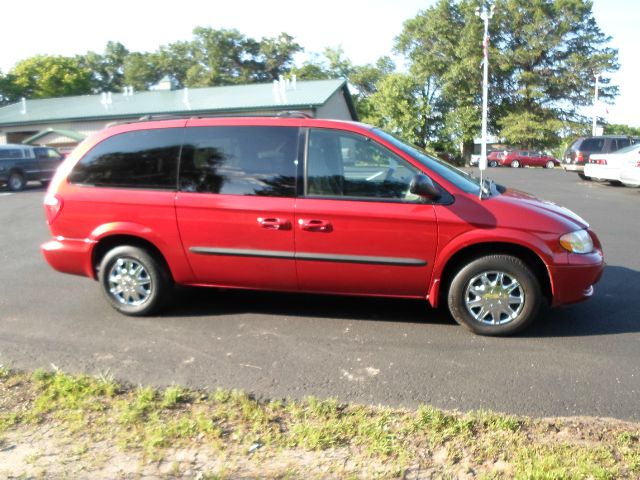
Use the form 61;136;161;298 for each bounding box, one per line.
447;255;541;336
98;246;172;316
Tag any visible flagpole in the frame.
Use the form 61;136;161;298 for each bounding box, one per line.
592;74;600;136
476;4;494;199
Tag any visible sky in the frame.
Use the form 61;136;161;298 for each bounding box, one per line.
1;0;638;127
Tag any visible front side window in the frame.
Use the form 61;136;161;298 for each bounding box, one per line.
179;126;298;197
306;129;420;201
69;128;182;189
374;128;481;195
35;147;62;159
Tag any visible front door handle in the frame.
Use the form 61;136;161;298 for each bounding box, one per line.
258;217;291;230
298;219;333;232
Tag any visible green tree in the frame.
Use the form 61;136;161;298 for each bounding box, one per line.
603;123;640;137
80;41;129;92
156;41;200;88
9;55;93;99
367;73;441;148
123;52;163;91
185;27;261;86
349;57;395;125
394;0;619;153
0;70;22;105
491;0;618;147
257;33;302;81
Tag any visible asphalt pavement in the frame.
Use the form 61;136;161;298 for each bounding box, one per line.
0;168;638;421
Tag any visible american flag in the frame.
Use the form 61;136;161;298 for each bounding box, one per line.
483;34;490;58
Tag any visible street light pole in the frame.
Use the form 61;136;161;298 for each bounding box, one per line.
592;74;600;136
476;3;494;198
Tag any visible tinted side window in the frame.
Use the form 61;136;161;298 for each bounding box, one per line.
306;129;420;201
69;129;182;189
179;126;297;197
0;149;24;159
615;138;631;150
580;138;605;151
35;147;62;159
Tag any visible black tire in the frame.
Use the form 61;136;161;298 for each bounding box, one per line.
511;160;520;168
98;245;172;316
7;172;25;191
578;173;591;181
447;255;542;336
489;160;498;167
545;161;555;169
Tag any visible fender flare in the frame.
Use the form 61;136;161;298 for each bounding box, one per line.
427;228;561;308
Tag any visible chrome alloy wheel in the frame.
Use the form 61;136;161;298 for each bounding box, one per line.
464;271;524;325
107;257;153;306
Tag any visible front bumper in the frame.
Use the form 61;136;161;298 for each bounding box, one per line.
548;251;604;306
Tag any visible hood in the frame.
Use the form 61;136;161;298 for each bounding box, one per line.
492;187;589;231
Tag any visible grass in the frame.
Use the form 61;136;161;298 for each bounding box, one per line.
0;367;638;478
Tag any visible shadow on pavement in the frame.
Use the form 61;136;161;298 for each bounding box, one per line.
161;265;639;338
525;265;640;338
162;266;640;338
163;287;452;327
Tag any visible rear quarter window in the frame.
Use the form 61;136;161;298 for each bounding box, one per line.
68;128;182;189
579;138;605;151
0;149;24;159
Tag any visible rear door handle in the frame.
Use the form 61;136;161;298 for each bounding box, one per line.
258;217;291;230
298;219;333;232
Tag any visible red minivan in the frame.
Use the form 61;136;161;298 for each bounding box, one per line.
41;116;604;335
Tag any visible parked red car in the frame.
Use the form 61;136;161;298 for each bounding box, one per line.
500;150;559;168
41;116;604;336
486;150;505;167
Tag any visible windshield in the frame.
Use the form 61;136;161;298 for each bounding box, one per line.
373;128;481;194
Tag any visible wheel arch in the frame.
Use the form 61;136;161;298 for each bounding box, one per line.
91;234;172;281
431;242;552;308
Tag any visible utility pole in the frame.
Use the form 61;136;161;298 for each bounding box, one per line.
476;3;494;197
592;74;600;136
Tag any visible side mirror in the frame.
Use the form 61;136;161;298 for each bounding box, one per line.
409;174;440;199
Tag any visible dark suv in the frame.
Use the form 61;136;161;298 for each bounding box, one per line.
563;135;635;179
0;144;64;191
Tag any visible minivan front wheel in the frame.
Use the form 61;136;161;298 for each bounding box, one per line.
98;246;172;316
447;255;541;336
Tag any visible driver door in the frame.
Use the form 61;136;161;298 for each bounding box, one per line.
294;128;438;297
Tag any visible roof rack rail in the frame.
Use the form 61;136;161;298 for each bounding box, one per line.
137;114;195;121
276;110;313;119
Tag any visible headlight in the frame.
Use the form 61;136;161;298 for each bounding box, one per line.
559;229;594;254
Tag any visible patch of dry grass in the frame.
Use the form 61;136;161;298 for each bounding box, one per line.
0;367;638;478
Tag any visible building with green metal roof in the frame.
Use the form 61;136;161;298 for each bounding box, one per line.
0;78;357;152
